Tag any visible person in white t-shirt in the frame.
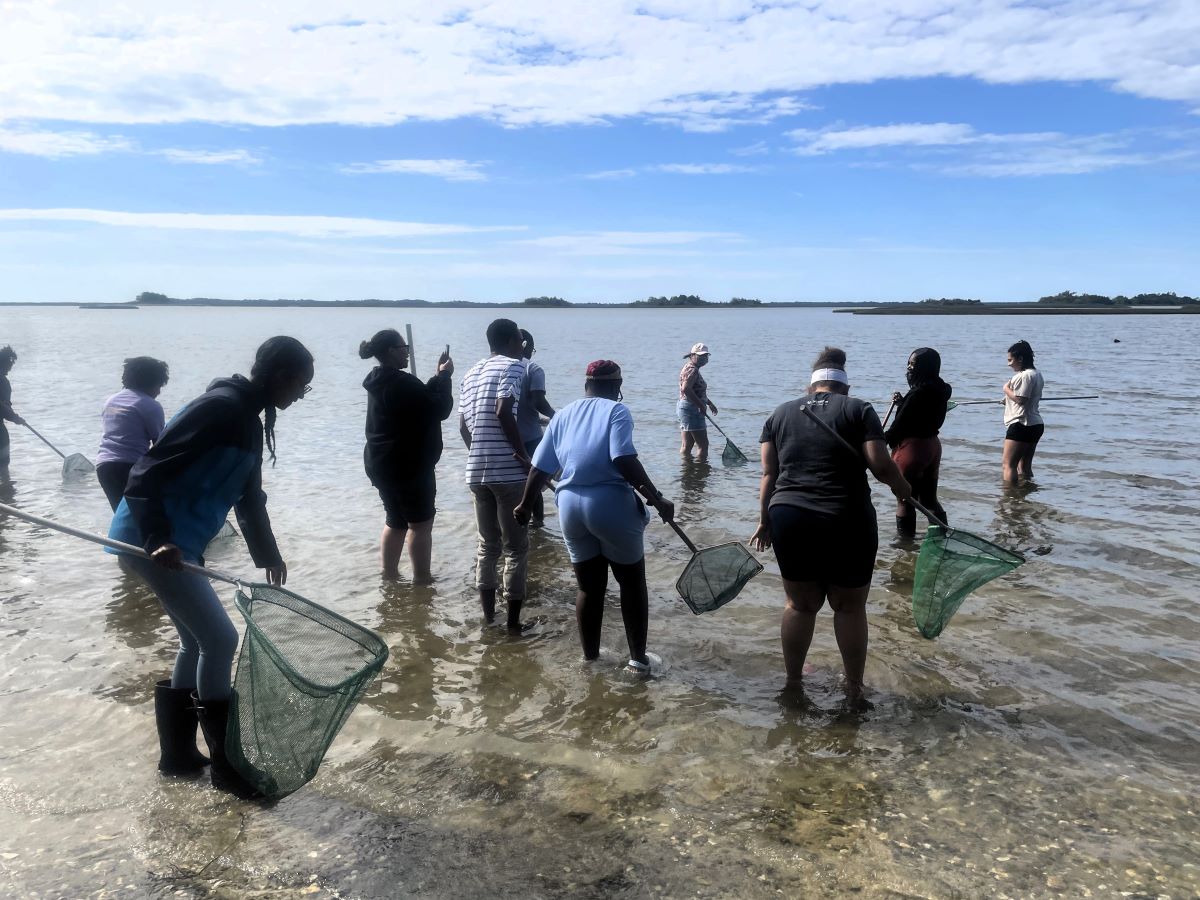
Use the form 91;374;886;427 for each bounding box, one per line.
458;318;532;630
1001;339;1045;484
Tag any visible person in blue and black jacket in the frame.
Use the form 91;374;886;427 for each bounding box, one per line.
109;336;314;799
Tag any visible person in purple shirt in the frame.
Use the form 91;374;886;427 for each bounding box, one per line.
96;356;169;510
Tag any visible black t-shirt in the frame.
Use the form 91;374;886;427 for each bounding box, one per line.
759;393;885;516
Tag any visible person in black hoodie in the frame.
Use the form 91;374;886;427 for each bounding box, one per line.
359;329;454;582
109;336;314;799
885;347;952;535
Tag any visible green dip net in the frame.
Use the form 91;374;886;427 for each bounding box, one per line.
227;584;389;798
912;526;1025;639
676;541;764;614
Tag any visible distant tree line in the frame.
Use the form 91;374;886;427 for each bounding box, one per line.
919;297;982;306
1037;291;1198;306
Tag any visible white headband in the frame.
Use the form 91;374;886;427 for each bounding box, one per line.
810;368;848;385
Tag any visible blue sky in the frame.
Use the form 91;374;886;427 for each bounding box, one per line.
1;2;1198;303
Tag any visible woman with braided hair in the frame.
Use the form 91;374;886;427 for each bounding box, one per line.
109;336;314;798
515;360;675;675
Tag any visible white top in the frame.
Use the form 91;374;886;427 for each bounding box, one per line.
1004;368;1044;427
459;354;527;485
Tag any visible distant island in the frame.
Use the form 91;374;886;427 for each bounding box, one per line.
3;290;1197;313
842;291;1200;315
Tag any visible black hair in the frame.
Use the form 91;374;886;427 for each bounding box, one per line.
0;345;15;371
358;328;403;362
906;347;941;388
810;346;848;393
250;336;314;465
487;318;521;353
520;328;534;347
1008;340;1035;370
121;356;169;393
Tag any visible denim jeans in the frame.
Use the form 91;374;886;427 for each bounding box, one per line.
125;554;239;700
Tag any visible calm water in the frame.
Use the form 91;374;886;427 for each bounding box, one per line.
1;306;1198;898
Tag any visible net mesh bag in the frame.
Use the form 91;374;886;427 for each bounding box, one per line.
911;526;1024;639
227;584;389;798
676;542;763;614
62;453;95;478
721;440;748;465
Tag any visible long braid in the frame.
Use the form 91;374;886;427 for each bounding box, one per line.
249;336;313;468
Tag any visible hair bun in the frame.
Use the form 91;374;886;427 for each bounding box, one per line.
358;339;375;359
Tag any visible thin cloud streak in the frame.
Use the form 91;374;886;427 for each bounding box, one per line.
0;208;526;238
339;159;489;181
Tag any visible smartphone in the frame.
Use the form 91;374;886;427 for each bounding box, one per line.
444;344;450;357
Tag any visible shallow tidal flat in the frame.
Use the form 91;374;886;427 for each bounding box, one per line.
1;305;1198;896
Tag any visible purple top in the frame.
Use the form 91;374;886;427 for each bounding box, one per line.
96;389;165;466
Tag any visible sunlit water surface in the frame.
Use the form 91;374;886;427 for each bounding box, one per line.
1;307;1198;897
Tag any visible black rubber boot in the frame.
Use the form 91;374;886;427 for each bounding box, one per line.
192;694;266;801
896;513;917;536
154;679;209;775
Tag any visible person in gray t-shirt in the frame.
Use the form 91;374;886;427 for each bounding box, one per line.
518;330;556;526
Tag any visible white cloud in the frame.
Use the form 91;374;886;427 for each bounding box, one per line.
583;168;639;180
730;140;770;157
0;208;524;238
515;230;741;255
1;3;1197;129
0;126;133;158
158;148;262;165
653;163;757;174
787;121;1199;175
584;162;757;178
790;123;980;154
339;158;488;181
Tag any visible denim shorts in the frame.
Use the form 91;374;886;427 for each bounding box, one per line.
677;400;707;432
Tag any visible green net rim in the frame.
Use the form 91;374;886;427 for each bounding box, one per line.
234;583;390;695
925;525;1027;565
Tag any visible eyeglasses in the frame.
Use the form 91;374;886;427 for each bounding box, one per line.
301;384;312;397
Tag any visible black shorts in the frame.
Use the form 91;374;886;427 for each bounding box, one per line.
96;461;134;511
767;504;878;588
373;470;436;529
1005;422;1045;444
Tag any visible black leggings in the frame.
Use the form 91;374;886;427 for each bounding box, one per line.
96;461;134;511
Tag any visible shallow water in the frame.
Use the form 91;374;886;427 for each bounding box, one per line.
1;306;1198;897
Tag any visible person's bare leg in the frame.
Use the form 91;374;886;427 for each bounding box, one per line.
571;557;609;660
406;519;434;584
680;431;695;456
1001;439;1023;484
611;558;649;665
781;579;825;687
694;431;710;463
380;525;407;579
827;583;871;700
1018;442;1037;481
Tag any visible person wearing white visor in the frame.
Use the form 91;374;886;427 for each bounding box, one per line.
677;342;718;461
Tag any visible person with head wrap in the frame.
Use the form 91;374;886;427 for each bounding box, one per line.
750;347;910;706
514;360;675;675
885;348;952;535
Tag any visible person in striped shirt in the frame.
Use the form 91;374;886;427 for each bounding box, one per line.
458;319;532;630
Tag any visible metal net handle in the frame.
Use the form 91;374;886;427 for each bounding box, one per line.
0;501;241;586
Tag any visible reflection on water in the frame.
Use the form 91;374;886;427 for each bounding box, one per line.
1;307;1199;896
